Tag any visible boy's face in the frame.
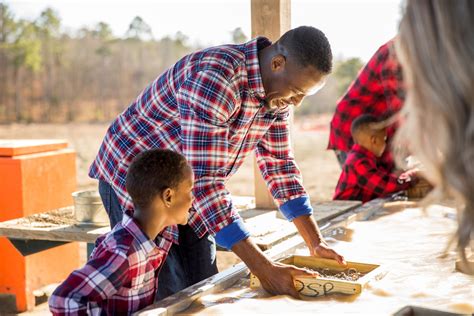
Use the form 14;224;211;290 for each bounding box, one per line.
372;129;388;157
168;166;194;225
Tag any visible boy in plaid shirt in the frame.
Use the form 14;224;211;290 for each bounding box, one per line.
49;149;194;315
333;114;416;202
328;40;403;170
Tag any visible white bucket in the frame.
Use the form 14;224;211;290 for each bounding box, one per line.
72;190;109;225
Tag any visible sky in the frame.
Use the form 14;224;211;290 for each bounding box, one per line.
5;0;404;61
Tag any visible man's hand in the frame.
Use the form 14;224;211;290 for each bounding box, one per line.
231;213;348;299
231;237;317;298
256;261;318;298
293;215;346;265
311;242;346;265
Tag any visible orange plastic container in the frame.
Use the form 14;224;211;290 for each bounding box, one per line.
0;140;80;312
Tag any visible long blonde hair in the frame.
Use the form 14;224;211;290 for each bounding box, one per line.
395;0;474;265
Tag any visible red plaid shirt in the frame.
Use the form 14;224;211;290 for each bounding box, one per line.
333;144;410;202
49;214;166;315
328;40;404;160
89;37;309;248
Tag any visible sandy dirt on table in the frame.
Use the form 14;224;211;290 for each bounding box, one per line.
178;205;474;315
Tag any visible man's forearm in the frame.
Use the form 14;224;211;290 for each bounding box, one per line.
231;237;273;276
294;214;346;265
292;214;325;250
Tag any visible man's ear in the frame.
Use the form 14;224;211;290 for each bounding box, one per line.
161;188;173;208
271;54;286;72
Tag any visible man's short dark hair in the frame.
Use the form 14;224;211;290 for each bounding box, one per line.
351;114;382;137
126;149;190;211
278;26;332;73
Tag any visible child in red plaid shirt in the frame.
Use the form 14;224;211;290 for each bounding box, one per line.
333;114;417;202
49;149;194;315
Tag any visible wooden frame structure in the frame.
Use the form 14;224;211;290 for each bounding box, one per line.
251;0;292;209
0;201;361;253
250;256;387;297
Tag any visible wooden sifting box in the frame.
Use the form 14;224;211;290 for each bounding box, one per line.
250;255;387;298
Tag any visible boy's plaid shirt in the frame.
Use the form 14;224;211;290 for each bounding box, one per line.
333;144;410;202
328;40;405;153
89;37;308;247
49;214;166;315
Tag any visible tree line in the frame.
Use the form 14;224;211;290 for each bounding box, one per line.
0;3;363;124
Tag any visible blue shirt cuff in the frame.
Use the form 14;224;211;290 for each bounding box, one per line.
279;196;313;221
214;219;251;250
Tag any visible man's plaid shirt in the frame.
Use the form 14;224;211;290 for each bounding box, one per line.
49;214;166;315
328;40;405;159
333;144;410;202
89;37;311;249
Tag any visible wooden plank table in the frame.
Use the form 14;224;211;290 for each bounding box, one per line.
0;197;257;244
0;199;361;252
136;198;399;316
245;200;361;250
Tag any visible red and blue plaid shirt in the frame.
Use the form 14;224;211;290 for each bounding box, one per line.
49;214;166;315
328;40;404;170
89;37;311;250
333;144;410;202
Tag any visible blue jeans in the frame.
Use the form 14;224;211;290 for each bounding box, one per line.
98;180;123;228
98;180;218;300
156;225;218;300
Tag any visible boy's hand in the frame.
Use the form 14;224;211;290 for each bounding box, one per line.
311;243;347;266
399;167;420;182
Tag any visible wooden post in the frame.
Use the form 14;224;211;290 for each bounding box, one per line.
251;0;291;42
251;0;291;209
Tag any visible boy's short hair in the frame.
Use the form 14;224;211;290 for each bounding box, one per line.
351;114;383;138
278;26;333;74
126;149;190;211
